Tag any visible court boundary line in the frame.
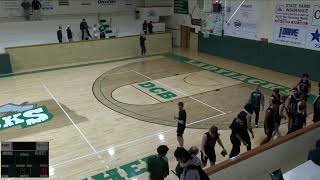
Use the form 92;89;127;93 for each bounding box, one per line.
132;70;227;115
39;80;106;165
51;112;226;168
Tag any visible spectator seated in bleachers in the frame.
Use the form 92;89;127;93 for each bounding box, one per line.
308;139;320;166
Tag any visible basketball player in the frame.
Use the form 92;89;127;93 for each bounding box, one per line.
274;95;288;137
296;73;311;101
248;85;265;128
140;34;146;56
174;102;186;147
269;88;281;108
313;84;320;123
243;104;254;138
201;125;227;167
286;88;300;132
261;99;277;145
288;93;307;133
229;111;252;158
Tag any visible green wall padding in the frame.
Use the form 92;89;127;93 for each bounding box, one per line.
198;33;320;82
0;54;12;74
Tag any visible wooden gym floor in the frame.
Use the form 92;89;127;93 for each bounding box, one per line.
0;48;317;180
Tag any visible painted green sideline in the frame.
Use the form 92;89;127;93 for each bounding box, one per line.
164;53;317;104
0;54;163;79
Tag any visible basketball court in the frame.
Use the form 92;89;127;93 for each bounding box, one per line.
0;49;315;180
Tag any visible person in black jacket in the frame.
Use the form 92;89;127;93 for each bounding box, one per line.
66;26;73;42
143;20;148;34
31;0;41;20
21;0;31;21
80;19;91;40
148;21;154;34
139;35;146;56
57;26;63;43
229;111;252;158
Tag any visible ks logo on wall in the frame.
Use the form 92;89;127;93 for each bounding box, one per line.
0;102;53;131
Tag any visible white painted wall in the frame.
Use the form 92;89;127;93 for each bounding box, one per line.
0;0;154;52
0;0;140;17
166;0;202;46
0;12;148;53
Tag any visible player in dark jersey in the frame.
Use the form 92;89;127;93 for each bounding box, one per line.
201;125;227;167
269;88;281;108
174;102;186;147
296;73;311;101
261;99;278;145
286;88;300;132
229;111;252;158
313;84;320;123
248;85;265;128
288;93;307;133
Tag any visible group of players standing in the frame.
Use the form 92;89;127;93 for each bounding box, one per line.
173;73;320;167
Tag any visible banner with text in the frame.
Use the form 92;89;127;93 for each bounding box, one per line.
272;1;320;51
1;0;19;9
97;0;117;7
174;0;188;14
40;0;54;10
223;0;261;40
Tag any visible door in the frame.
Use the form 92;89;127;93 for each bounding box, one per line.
180;25;190;48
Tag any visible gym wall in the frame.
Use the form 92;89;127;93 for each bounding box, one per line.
5;33;172;73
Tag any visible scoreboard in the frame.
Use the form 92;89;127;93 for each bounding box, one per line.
1;142;49;178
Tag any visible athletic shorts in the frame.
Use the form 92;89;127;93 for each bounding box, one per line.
177;125;185;137
201;150;216;163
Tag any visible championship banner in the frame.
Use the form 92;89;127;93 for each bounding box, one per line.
40;0;53;10
97;0;117;7
1;0;19;9
223;0;260;40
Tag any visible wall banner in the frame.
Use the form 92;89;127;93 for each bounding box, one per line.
272;1;320;51
223;0;260;40
40;0;54;10
1;0;19;9
97;0;117;7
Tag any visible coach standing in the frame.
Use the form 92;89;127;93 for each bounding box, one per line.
32;0;41;20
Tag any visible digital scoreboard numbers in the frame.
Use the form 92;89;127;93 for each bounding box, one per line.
1;142;49;178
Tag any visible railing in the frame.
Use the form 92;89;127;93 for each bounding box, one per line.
205;121;320;179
